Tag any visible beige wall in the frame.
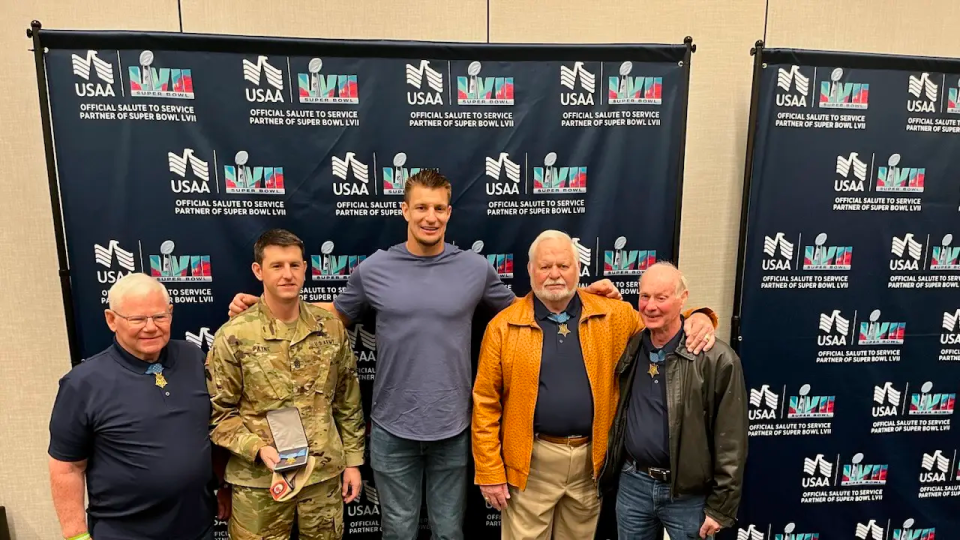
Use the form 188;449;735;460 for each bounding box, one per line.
2;1;958;538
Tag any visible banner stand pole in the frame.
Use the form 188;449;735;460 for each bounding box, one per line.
26;20;82;365
730;39;764;353
672;36;696;264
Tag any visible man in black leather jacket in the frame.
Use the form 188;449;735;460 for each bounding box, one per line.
598;262;748;540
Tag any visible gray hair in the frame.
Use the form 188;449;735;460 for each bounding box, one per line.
107;273;170;311
644;261;688;296
527;230;579;269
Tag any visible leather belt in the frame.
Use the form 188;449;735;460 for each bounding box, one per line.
537;434;591;447
627;456;671;483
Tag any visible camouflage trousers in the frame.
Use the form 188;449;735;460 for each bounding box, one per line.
229;476;344;540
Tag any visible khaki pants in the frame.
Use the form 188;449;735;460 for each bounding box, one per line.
229;476;343;540
501;438;602;540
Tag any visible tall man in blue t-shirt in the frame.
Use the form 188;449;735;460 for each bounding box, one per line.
48;273;228;540
229;170;714;539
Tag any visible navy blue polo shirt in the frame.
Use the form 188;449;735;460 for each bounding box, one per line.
48;339;215;540
533;293;594;437
624;326;683;470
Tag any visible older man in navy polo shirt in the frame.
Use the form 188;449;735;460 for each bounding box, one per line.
48;273;223;540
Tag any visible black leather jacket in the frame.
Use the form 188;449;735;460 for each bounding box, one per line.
598;332;748;528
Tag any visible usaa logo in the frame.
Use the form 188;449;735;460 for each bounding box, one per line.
573;237;593;278
761;232;795;271
94;240;136;287
835;152;868;192
801;454;834;488
776;65;811;107
485;152;521;196
942;309;960;345
907;72;939;113
855;520;885;540
332;153;371;196
890;233;924;271
560;62;596;106
919;450;951;483
347;324;376;363
346;480;379;517
748;385;779;421
168;149;210;194
737;524;766;540
818;310;851;347
185;327;214;351
243;56;285;103
872;382;902;418
406;60;444;105
72;50;117;97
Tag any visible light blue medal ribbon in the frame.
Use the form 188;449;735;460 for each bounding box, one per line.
145;363;168;388
547;311;572;337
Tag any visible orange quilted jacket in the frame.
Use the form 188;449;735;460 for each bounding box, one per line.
471;291;715;491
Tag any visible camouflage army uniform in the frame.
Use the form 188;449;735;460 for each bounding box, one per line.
206;297;364;540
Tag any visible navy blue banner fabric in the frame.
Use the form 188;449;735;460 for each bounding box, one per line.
731;48;960;540
40;31;689;539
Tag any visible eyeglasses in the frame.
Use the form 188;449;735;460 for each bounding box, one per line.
111;309;172;327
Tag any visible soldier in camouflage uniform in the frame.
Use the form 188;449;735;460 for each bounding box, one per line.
206;229;365;540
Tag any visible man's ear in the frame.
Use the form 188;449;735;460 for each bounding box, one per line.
105;309;118;332
252;262;264;281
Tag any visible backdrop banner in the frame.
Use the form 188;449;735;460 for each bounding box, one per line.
731;47;960;540
36;29;692;539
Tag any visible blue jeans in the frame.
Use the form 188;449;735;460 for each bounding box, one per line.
369;422;468;540
616;463;712;540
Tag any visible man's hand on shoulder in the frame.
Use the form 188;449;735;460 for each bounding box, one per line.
582;279;622;300
228;293;258;318
683;313;716;354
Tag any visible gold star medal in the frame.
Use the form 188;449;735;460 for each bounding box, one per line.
647;363;659;378
154;372;168;388
558;323;571;337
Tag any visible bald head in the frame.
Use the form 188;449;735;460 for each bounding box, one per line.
638;262;688;331
640;262;688;296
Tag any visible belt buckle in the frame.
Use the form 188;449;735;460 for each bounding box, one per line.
649;467;670;483
567;435;587;446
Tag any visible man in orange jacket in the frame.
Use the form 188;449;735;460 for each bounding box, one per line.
471;230;718;539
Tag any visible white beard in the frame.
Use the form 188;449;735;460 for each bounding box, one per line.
533;280;575;303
